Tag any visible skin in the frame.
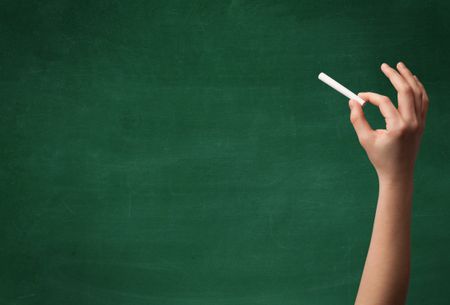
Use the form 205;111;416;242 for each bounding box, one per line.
348;62;429;305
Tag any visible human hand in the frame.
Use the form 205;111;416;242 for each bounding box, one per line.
348;62;429;183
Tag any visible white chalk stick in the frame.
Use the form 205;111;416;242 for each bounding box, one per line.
318;72;366;106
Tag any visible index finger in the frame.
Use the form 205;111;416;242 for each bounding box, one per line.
396;62;422;116
357;92;399;120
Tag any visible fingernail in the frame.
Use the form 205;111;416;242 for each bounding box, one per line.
397;61;404;68
381;63;388;69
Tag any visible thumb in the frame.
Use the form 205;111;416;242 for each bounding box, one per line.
349;99;373;144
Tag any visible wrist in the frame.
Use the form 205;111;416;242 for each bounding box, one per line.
377;172;414;190
376;164;415;186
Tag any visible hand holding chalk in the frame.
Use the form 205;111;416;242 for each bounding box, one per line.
318;72;366;106
343;62;429;181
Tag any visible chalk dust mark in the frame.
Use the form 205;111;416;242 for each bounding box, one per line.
227;0;241;16
63;201;75;215
17;294;36;299
127;160;139;218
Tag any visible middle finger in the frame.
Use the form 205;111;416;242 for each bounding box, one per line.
381;63;416;122
396;62;422;118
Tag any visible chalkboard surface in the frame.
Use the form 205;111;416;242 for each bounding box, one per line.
1;1;449;304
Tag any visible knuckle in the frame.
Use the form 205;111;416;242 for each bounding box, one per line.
412;87;421;97
409;120;420;131
396;121;409;134
350;112;360;124
400;85;414;96
380;96;391;104
358;134;371;145
418;123;425;134
397;119;420;135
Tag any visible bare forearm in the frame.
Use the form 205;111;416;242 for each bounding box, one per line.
355;176;413;305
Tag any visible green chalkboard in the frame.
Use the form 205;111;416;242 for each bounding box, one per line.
1;1;449;304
